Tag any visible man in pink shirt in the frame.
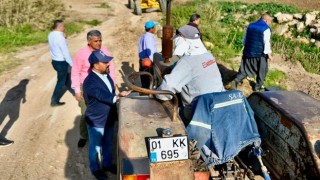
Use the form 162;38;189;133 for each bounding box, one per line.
71;30;116;148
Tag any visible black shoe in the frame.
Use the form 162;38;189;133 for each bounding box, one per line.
50;102;66;107
231;80;238;90
0;138;14;147
77;138;87;148
103;164;117;175
92;170;108;180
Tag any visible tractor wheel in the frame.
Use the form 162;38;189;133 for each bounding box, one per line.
159;0;166;14
134;0;142;15
128;0;134;9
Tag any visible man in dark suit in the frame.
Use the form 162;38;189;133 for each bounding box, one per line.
83;50;130;179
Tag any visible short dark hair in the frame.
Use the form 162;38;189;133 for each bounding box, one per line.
189;14;201;23
145;27;153;32
87;30;102;40
52;20;63;30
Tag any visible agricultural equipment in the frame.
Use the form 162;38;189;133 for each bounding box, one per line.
117;1;320;179
128;0;166;15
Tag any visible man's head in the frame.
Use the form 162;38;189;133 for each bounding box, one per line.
89;50;113;74
145;21;158;34
189;14;201;25
87;30;102;51
52;20;64;32
261;12;272;26
172;25;206;56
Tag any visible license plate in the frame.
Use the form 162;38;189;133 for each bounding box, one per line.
148;136;188;163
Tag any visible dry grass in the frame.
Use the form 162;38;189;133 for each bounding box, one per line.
0;0;65;30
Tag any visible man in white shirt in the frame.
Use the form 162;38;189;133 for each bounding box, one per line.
48;20;75;106
231;13;273;92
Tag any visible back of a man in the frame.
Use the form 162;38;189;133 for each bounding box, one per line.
161;52;224;106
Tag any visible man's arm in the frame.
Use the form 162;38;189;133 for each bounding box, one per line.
86;85;116;106
58;36;73;66
263;29;273;61
71;52;83;101
156;59;192;100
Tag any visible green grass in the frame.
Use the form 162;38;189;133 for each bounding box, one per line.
171;1;319;76
96;2;110;8
264;70;287;89
82;19;102;26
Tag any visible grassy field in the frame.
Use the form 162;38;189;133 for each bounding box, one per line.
170;1;320;88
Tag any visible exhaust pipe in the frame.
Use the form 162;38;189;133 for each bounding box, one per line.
161;0;173;63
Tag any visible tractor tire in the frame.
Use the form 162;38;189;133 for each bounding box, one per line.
159;0;166;14
128;0;134;9
134;0;142;15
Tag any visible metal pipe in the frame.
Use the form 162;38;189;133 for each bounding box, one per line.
161;0;173;63
125;71;179;122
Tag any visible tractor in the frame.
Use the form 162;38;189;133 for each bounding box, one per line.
117;1;320;179
128;0;167;15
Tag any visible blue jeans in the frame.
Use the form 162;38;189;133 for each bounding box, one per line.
51;61;74;103
87;124;114;172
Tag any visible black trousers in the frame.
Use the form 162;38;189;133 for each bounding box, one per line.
139;62;153;89
235;56;268;89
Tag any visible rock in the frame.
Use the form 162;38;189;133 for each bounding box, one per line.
310;38;316;43
296;22;305;32
293;13;303;20
274;24;289;35
310;28;317;33
295;37;309;44
310;11;320;15
288;19;298;26
274;12;282;17
284;31;292;38
203;41;214;49
305;13;317;26
240;5;247;9
315;41;320;48
276;13;293;23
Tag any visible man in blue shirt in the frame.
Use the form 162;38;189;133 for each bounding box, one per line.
232;13;273;92
48;20;75;106
138;20;158;88
83;50;130;179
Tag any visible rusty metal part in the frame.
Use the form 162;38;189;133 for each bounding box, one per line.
161;0;173;63
125;71;178;122
248;91;320;179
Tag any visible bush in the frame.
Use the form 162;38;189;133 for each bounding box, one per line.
0;0;65;30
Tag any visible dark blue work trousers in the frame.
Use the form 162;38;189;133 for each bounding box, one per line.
51;60;74;104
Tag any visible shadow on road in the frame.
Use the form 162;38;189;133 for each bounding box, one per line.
0;79;29;140
117;61;138;91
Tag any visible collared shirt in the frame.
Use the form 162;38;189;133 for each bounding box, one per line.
92;70;117;103
138;32;157;61
71;46;115;94
242;28;272;55
48;31;73;66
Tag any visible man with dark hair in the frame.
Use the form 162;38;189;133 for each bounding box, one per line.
83;50;129;179
138;20;158;88
71;30;116;148
188;13;202;40
231;13;273;91
48;20;75;106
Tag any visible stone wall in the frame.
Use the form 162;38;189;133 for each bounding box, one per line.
273;11;320;47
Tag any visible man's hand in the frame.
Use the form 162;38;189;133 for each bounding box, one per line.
119;90;132;97
75;93;83;102
268;54;273;61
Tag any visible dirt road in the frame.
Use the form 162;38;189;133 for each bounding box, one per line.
0;0;161;179
0;0;319;180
